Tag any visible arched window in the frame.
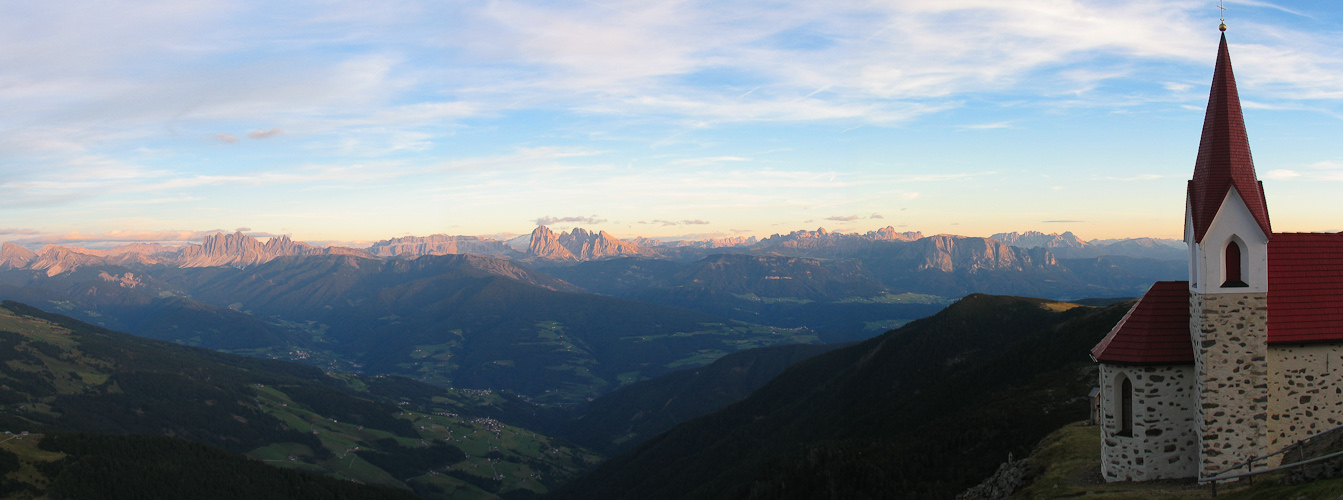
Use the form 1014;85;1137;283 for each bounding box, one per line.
1119;376;1134;437
1224;239;1248;287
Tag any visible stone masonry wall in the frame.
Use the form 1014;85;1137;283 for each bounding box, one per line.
1269;344;1343;454
1192;292;1269;477
1099;363;1199;481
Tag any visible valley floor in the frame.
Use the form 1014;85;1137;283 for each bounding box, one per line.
1011;422;1343;500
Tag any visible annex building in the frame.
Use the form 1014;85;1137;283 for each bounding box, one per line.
1090;29;1343;482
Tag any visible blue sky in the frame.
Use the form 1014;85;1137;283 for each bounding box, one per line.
2;0;1343;249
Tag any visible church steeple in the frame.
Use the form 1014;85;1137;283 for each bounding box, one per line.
1187;33;1271;243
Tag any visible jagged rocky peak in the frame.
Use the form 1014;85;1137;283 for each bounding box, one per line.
990;231;1088;249
559;228;649;260
524;226;654;261
0;242;37;268
178;231;321;268
867;226;924;241
528;226;577;260
912;234;1056;273
627;235;756;249
364;234;519;258
29;245;109;276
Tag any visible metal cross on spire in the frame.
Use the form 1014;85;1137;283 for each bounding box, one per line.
1219;1;1227;31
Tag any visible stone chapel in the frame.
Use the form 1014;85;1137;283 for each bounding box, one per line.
1089;28;1343;482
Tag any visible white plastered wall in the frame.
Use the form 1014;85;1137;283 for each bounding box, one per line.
1187;187;1269;295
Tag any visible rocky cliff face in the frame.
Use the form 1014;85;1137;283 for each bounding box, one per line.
523;226;654;261
29;246;109;276
0;242;36;269
628;236;757;249
758;227;920;250
867;226;924;241
990;230;1088;250
558;228;650;260
0;233;371;274
901;235;1056;273
179;232;287;268
365;234;519;258
528;226;577;260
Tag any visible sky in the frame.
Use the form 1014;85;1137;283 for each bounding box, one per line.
3;0;1343;250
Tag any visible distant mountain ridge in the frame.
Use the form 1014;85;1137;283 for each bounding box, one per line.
2;227;1185;276
1;232;375;275
991;230;1185;260
2;226;1187;303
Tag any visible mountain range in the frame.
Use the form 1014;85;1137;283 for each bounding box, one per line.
0;225;1190;409
2;227;1184;274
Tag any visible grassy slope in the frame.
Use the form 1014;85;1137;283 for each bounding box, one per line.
1012;422;1343;500
561;342;849;455
0;301;600;499
549;295;1132;500
0;432;420;500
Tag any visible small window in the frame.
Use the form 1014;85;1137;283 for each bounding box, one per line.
1224;239;1248;287
1119;376;1134;437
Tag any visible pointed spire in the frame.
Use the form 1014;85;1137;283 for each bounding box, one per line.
1188;33;1271;243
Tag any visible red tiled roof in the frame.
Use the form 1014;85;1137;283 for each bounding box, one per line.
1091;281;1194;365
1188;33;1271;243
1268;232;1343;344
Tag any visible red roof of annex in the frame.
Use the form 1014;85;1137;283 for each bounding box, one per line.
1093;232;1343;364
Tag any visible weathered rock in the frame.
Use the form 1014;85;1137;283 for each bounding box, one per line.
955;454;1032;500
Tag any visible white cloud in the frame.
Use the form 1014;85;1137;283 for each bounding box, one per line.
959;121;1014;130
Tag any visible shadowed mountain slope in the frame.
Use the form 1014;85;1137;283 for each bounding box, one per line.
560;342;849;455
548;294;1131;500
0;301;600;498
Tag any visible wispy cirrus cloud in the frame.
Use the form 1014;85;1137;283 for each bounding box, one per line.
959;121;1014;130
248;128;284;139
825;213;885;222
640;219;711;226
535;215;607;226
9;229;276;249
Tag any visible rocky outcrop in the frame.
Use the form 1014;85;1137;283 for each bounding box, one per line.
955;454;1032;500
630;236;757;249
558;228;650;260
757;227;918;252
902;235;1055;273
522;226;659;261
991;230;1088;250
528;226;577;260
29;246;108;276
366;234;519;258
321;246;376;258
0;242;36;269
175;232;333;268
867;226;923;241
3;233;373;274
179;232;273;268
